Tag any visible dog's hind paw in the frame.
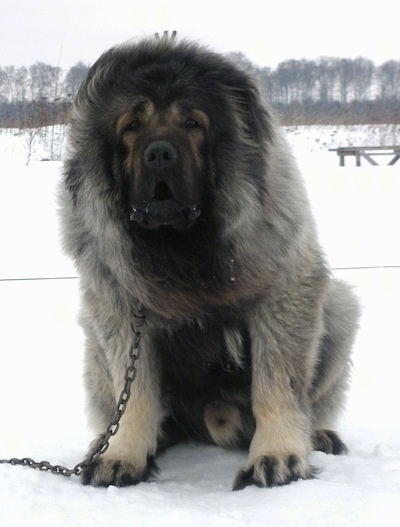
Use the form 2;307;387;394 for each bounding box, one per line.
312;429;348;455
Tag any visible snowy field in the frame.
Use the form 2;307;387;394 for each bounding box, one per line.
0;126;399;526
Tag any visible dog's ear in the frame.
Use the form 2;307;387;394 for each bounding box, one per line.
243;83;273;143
228;76;274;144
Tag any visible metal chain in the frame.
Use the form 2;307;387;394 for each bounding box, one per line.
0;320;144;478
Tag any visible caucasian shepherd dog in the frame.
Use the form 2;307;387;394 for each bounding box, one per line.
59;33;359;490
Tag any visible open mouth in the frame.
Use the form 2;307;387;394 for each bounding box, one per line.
152;181;173;202
130;182;201;228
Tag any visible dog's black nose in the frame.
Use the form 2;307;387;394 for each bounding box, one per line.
144;141;177;169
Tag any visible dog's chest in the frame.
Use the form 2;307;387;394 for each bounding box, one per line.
154;315;252;397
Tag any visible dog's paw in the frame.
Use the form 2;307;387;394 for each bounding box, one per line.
81;456;159;487
312;429;348;455
233;454;314;491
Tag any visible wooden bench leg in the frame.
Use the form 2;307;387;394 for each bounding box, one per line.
360;153;379;166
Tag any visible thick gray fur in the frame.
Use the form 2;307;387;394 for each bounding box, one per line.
58;35;360;489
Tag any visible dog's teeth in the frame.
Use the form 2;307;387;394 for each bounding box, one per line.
130;208;144;223
186;206;201;220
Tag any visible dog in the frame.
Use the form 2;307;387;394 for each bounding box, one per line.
59;33;360;489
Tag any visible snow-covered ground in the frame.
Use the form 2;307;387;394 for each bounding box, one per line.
0;126;399;526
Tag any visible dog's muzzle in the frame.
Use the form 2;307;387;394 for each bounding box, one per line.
130;140;201;228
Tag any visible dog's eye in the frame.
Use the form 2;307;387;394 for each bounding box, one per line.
126;120;140;132
185;118;199;129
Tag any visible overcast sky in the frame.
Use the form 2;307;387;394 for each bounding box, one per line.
1;0;397;70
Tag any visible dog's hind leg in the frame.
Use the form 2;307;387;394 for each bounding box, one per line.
310;279;360;455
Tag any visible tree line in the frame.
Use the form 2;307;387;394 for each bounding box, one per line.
0;61;88;128
1;55;399;127
232;54;400;125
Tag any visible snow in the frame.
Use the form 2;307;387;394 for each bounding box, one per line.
0;126;399;526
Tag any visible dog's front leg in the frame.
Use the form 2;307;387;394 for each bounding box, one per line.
82;332;163;487
234;293;323;490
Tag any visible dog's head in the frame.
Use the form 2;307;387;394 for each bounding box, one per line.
66;36;273;232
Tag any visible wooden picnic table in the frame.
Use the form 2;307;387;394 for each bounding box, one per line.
329;146;400;166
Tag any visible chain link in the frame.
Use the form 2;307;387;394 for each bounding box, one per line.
0;320;143;479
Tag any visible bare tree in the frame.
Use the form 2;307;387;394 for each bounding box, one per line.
64;61;89;98
0;66;17;101
29;62;62;100
378;60;400;100
14;67;29;101
352;57;374;100
316;57;339;103
339;59;354;104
